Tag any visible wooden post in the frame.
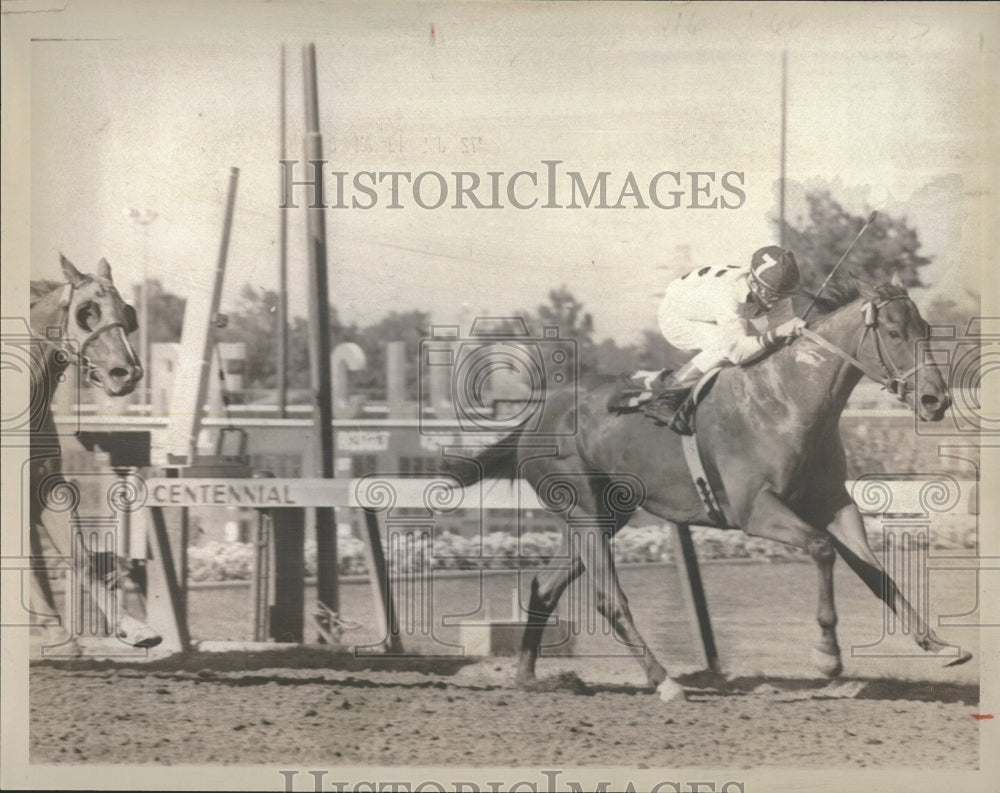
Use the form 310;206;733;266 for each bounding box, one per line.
159;169;239;466
269;508;305;643
251;511;272;642
670;523;720;673
185;167;239;464
146;507;191;653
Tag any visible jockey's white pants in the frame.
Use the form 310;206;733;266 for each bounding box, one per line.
657;309;732;384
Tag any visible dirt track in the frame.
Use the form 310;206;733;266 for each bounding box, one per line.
30;649;980;768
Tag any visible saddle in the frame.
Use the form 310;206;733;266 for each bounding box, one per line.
609;368;732;526
608;368;722;437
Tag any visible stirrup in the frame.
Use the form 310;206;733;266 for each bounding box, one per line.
643;390;693;434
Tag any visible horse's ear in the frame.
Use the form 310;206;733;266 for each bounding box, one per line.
847;270;878;300
97;258;113;282
890;269;905;289
60;254;85;286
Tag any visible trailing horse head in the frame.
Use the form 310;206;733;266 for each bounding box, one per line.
57;254;143;396
840;272;950;421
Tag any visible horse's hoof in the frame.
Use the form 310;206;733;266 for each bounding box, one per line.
945;649;973;667
656;678;686;703
116;615;163;649
811;647;843;678
35;625;83;658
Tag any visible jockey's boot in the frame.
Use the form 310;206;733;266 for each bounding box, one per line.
643;362;704;433
643;381;690;427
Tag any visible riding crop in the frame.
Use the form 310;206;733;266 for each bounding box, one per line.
801;210;878;321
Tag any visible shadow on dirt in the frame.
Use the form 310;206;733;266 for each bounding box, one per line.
673;670;978;704
33;650;979;704
33;645;477;677
519;670;978;704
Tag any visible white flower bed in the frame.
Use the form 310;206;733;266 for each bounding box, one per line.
187;516;977;583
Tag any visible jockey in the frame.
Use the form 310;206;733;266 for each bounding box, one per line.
644;245;807;427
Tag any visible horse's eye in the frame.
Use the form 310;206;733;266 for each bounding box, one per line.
75;301;100;331
888;330;901;340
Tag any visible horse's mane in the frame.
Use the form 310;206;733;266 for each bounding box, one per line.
30;279;63;308
792;278;908;320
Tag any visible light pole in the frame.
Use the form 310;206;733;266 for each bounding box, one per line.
125;208;157;407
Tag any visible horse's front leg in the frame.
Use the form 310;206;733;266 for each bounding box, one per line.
745;489;842;677
825;501;972;666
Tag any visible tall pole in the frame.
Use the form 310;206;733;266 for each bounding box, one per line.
186;168;239;464
303;42;339;630
779;50;787;248
278;44;289;418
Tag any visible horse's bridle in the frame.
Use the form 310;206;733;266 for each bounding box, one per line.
799;296;932;402
56;282;138;382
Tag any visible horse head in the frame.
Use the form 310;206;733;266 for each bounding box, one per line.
59;254;143;396
846;271;950;422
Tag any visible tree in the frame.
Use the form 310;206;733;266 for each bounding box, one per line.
218;285;357;394
351;310;431;400
138;279;186;344
519;285;598;376
594;337;639;375
636;329;690;371
775;190;932;294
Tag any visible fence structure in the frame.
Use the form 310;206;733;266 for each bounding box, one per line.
133;475;721;668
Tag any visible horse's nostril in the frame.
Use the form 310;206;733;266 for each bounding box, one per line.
921;394;941;409
109;367;129;379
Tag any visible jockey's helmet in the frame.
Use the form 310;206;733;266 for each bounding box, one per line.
749;246;799;308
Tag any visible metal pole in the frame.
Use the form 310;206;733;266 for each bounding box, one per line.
302;42;339;631
278;44;289;419
186;168;239;463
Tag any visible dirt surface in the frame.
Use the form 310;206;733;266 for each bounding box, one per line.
30;648;980;769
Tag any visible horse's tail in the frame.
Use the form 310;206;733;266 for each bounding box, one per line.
441;429;524;486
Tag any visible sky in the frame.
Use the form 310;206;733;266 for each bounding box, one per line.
17;2;998;345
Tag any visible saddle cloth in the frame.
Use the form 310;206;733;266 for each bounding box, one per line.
609;368;734;528
608;367;721;432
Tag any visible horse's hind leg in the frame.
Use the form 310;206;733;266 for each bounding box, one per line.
826;502;971;666
517;558;585;686
579;526;675;699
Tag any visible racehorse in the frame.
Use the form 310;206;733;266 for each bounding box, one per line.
445;274;971;701
28;255;161;653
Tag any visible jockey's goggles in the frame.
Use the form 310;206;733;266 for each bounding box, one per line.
748;270;797;304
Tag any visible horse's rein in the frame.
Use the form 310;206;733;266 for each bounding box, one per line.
56;282;135;380
799;296;932;402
